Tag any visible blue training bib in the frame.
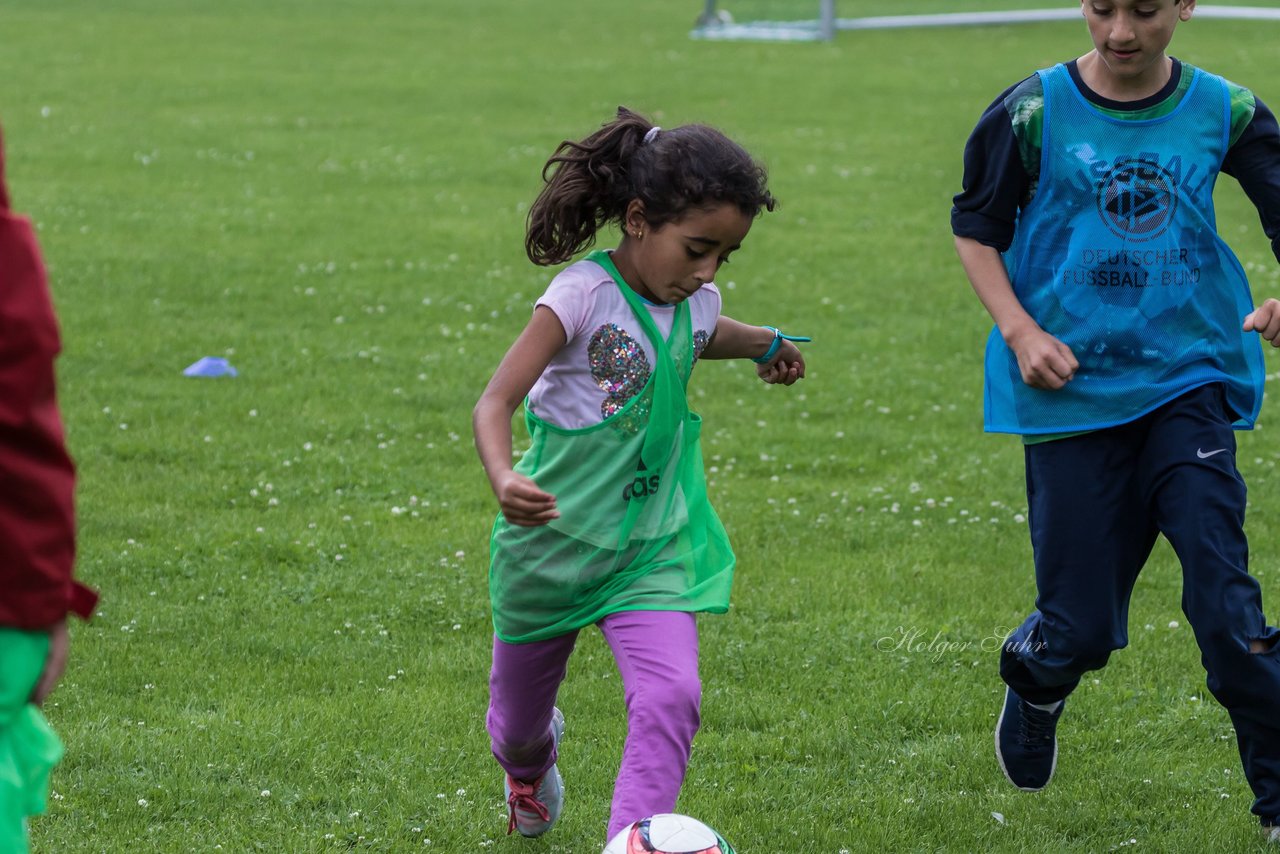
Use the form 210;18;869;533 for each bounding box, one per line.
984;64;1265;434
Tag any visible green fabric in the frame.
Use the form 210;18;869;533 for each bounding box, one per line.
489;250;735;643
0;628;65;854
1225;76;1258;148
1022;430;1089;445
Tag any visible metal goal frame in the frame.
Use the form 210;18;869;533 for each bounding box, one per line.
692;3;1280;42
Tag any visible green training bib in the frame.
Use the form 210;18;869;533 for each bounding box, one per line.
0;628;65;854
489;251;735;643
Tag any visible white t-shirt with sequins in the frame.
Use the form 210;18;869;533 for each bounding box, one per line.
527;256;721;430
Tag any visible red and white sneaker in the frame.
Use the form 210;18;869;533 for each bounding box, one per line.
504;707;565;837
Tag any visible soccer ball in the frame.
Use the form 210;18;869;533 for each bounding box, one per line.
602;813;735;854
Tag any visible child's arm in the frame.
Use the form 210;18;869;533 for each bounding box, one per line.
32;620;69;704
1;126;97;711
701;316;806;385
472;306;566;526
1222;94;1280;345
955;236;1078;390
1225;96;1280;348
1222;94;1280;265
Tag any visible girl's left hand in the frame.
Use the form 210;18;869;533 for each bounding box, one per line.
1244;298;1280;346
756;341;805;385
31;620;69;705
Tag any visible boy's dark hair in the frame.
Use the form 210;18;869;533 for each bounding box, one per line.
525;106;776;266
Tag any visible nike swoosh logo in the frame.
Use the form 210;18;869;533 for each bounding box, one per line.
1197;448;1230;459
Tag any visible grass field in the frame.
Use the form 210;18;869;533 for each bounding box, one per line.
3;0;1280;851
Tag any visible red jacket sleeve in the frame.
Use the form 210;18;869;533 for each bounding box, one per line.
0;127;97;629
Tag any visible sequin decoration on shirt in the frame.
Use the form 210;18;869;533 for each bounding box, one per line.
693;329;710;362
589;323;652;422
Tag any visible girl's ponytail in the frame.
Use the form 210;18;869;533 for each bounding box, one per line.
525;106;775;266
525;107;651;266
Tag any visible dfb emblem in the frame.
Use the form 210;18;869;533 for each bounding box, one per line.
1096;158;1178;242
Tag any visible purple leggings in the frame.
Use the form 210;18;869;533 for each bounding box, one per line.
487;609;701;840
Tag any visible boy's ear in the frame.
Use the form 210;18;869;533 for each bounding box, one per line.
1179;0;1196;22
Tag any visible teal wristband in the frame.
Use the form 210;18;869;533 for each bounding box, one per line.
752;326;812;364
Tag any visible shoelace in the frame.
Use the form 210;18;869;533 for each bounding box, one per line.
506;776;551;835
1017;702;1057;747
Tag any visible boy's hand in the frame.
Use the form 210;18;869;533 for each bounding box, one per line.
1008;325;1078;390
493;470;559;526
31;620;69;706
1244;299;1280;347
756;340;805;385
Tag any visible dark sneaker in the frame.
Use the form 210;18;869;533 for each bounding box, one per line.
504;707;565;837
995;687;1063;792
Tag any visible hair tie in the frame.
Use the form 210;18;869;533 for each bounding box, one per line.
643;126;661;145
